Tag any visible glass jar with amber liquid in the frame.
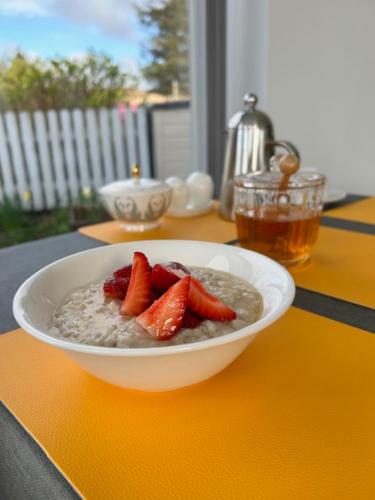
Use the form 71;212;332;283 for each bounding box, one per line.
234;171;326;266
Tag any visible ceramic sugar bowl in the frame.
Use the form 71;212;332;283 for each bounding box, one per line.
99;165;172;232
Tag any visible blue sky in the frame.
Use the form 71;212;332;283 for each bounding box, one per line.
0;0;148;75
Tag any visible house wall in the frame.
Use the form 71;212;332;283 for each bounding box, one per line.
151;106;192;179
226;0;375;195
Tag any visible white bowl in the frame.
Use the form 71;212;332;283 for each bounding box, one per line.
99;179;172;232
13;241;295;392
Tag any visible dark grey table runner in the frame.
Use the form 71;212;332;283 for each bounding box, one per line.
0;233;103;334
0;402;80;499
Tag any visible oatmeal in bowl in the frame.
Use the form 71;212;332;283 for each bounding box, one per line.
13;240;295;391
50;253;263;348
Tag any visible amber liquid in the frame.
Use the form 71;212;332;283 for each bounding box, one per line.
235;205;320;266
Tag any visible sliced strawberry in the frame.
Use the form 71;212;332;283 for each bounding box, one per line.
121;252;152;316
103;264;132;299
151;261;190;292
188;277;237;321
113;264;132;280
181;309;203;329
103;277;126;300
165;261;190;275
136;276;191;339
150;289;161;303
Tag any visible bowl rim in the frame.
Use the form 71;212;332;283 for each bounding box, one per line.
13;240;295;358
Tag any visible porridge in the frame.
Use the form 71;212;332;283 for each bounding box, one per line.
49;266;263;348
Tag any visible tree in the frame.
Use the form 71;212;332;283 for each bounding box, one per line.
137;0;189;95
0;51;138;111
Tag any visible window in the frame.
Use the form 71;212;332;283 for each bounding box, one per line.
0;0;193;245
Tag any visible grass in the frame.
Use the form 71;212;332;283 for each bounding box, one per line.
0;196;108;248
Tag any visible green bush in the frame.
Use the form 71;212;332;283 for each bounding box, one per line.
0;50;138;112
0;198;70;247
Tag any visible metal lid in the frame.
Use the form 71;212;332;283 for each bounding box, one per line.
235;171;326;190
228;92;274;131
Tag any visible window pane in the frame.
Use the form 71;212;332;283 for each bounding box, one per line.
0;0;191;245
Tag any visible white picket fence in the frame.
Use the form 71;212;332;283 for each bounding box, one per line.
0;106;151;210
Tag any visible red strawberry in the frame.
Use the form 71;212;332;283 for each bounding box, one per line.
151;289;161;303
181;309;203;328
113;264;132;280
165;261;190;275
103;277;126;300
103;265;132;299
188;277;237;321
121;252;152;316
151;261;190;292
136;276;191;339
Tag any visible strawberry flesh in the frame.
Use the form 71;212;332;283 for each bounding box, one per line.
121;252;152;316
188;277;237;321
151;261;190;292
181;309;203;329
113;264;132;280
150;289;162;303
136;276;191;339
103;265;132;299
103;277;127;300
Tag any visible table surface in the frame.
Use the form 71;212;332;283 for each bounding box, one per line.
0;194;374;499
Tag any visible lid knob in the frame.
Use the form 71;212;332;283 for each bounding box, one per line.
243;93;258;110
131;163;141;185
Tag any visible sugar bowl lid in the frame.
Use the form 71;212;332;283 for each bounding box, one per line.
99;164;170;195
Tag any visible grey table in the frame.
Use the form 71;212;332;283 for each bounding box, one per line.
0;194;373;499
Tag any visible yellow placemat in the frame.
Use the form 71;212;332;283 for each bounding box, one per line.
1;309;375;499
290;226;375;309
79;205;237;244
325;197;375;224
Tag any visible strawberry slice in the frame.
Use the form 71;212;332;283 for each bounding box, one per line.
150;289;161;303
103;277;129;300
113;264;132;280
136;276;191;339
121;252;152;316
151;262;190;293
188;277;237;321
181;309;203;329
103;265;132;299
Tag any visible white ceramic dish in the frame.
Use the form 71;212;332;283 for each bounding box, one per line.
300;168;346;205
13;240;295;392
323;187;346;204
166;200;214;218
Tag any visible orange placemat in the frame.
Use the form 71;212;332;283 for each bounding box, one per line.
1;309;375;499
325;197;375;224
79;205;237;244
289;226;375;309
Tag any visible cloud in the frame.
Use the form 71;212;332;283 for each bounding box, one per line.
0;0;147;40
0;0;52;16
54;0;142;41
